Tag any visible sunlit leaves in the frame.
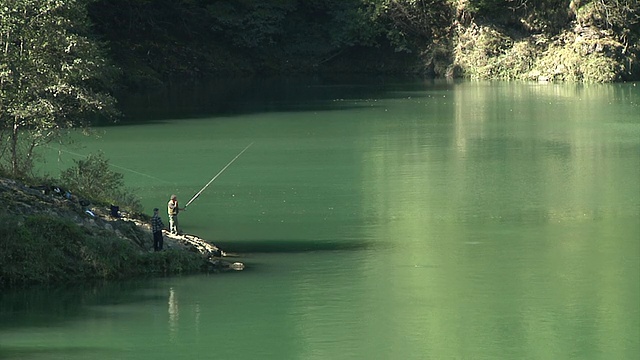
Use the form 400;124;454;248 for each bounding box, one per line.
0;0;117;176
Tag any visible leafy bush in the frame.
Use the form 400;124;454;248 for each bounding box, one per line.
59;152;143;212
531;30;625;82
0;215;206;288
0;0;118;178
454;23;520;79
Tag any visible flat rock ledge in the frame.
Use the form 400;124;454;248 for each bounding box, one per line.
162;231;245;271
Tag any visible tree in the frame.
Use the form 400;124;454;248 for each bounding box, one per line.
366;0;453;47
59;151;142;212
0;0;118;177
197;0;393;71
88;0;396;78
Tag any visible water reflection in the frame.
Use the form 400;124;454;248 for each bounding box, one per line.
358;81;639;357
168;287;179;343
8;80;638;359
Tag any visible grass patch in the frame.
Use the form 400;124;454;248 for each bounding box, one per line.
0;215;205;288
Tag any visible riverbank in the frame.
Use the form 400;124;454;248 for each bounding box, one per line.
0;177;241;289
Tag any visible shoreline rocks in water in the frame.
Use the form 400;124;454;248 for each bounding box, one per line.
162;231;245;271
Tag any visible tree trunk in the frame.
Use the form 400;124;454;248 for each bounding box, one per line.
11;117;19;176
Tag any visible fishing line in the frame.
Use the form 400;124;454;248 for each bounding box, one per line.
44;145;173;184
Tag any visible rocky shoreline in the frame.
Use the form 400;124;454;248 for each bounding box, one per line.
162;231;245;271
0;177;243;288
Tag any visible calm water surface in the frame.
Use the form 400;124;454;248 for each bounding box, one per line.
2;80;639;359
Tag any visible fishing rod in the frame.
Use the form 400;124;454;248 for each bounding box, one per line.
184;142;254;208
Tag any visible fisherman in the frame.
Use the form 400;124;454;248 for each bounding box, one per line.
167;194;185;235
151;207;165;251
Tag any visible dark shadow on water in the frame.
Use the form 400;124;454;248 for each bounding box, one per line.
0;346;115;360
215;238;374;254
0;240;373;328
0;280;162;331
106;76;458;125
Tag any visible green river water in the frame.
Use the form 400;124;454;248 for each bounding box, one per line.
1;79;639;359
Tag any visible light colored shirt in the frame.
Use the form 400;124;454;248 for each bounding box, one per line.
168;199;179;215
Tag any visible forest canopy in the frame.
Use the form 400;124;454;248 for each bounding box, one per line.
84;0;638;86
0;0;638;162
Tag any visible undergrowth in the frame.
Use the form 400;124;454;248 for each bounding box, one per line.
58;152;143;214
0;215;205;289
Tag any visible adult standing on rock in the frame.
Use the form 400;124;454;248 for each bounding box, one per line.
151;207;164;251
167;194;185;235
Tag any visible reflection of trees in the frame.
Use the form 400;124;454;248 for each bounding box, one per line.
168;287;179;343
166;286;202;345
0;280;151;330
359;81;639;357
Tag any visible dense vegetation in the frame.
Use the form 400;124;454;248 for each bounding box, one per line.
0;214;204;288
1;1;638;177
0;155;205;289
85;0;639;89
0;0;638;288
0;0;119;178
86;0;420;89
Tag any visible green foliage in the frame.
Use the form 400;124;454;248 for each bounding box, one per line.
59;152;142;212
532;34;625;82
578;1;639;80
368;0;453;41
88;0;400;82
453;21;628;82
579;0;639;31
60;152;123;201
465;0;572;32
454;23;514;79
0;0;118;177
451;0;639;81
0;215;87;285
3;0;629;98
207;1;297;49
0;214;206;288
85;0;637;82
138;250;206;275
